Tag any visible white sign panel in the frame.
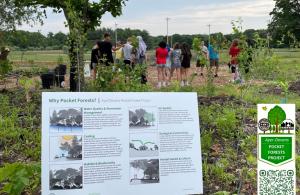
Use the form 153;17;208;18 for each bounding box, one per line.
84;62;91;78
257;104;296;195
42;92;203;195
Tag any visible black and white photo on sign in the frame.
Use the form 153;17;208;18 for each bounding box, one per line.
129;133;159;158
50;135;82;162
129;108;157;129
49;108;83;133
130;159;159;185
49;164;83;191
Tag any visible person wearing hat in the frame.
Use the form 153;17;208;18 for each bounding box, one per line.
0;47;10;60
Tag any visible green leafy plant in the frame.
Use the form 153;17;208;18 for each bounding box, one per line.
19;77;40;102
205;67;216;97
278;81;289;103
86;63;150;92
192;37;201;51
201;130;213;154
0;163;41;195
0;127;41;161
215;108;238;139
209;162;235;187
130;35;138;49
0;59;13;86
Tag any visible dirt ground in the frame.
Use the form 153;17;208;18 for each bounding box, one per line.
0;63;236;90
147;64;233;87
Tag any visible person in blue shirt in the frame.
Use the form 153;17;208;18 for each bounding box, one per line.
208;43;219;77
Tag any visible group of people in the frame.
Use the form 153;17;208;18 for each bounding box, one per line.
90;32;243;87
154;38;244;88
155;41;193;87
90;33;147;80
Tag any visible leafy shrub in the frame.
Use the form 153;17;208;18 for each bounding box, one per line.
0;92;41;163
0;128;41;162
215;108;238;139
199;105;221;130
246;154;257;166
19;77;40;102
0;163;40;195
205;68;216;97
0;94;41;193
251;50;281;80
201;130;213;154
192;37;201;52
0;95;21;129
86;63;150;92
0;59;13;80
240;135;256;158
207;160;236;187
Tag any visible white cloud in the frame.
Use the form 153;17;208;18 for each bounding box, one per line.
18;0;275;35
106;0;275;35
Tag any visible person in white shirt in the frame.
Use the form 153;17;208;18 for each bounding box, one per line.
123;38;134;68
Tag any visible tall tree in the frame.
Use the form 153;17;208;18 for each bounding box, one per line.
0;0;44;31
269;0;300;45
15;0;127;90
0;0;44;48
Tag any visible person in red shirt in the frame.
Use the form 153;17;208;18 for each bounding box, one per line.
229;39;241;82
156;41;168;88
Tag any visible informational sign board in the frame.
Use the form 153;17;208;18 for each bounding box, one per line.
42;92;203;195
84;62;91;78
257;104;296;195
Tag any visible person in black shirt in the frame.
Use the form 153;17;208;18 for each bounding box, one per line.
97;33;118;66
181;43;192;86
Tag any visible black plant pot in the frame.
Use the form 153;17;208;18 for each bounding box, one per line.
41;72;55;89
70;66;77;92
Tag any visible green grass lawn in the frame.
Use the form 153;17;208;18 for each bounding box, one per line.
9;50;69;63
9;50;91;66
9;48;300;65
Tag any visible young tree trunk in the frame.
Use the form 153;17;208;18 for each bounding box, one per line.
64;9;86;92
68;33;85;92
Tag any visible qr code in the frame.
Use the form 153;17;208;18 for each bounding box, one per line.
259;170;295;195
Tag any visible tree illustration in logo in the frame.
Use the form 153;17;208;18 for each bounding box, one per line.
268;105;286;133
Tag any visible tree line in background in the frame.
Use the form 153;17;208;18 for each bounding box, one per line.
268;0;300;48
1;31;68;50
0;27;288;51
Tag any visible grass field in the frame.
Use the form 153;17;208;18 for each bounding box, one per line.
9;48;300;64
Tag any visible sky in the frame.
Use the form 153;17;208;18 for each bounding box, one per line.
18;0;275;36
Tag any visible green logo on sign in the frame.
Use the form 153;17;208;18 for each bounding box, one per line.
260;137;292;165
268;105;286;133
